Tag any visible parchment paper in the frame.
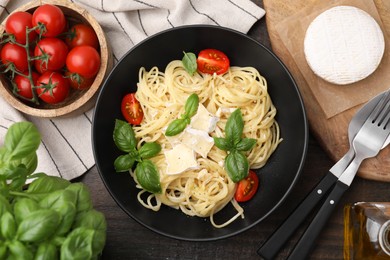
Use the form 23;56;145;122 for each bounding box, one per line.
275;0;390;118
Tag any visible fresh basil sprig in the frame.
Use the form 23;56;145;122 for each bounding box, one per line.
182;51;197;76
113;119;162;194
0;121;107;259
214;109;257;183
165;93;199;136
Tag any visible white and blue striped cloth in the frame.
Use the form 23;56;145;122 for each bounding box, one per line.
0;0;265;180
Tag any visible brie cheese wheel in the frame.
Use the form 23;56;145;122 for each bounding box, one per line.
304;6;385;85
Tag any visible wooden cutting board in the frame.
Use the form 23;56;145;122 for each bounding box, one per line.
263;0;390;182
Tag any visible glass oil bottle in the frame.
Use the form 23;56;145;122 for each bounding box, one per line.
344;202;390;259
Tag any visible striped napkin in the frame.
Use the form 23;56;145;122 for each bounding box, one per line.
0;0;265;180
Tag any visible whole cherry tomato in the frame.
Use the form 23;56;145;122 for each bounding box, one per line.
32;4;66;37
34;37;69;74
5;11;37;44
65;24;99;50
234;170;259;202
14;71;40;100
36;71;70;104
197;49;230;75
65;70;94;90
66;45;100;78
0;43;29;72
121;93;144;125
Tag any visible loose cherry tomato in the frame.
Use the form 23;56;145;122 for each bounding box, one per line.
65;70;94;90
121;93;144;125
66;45;100;79
65;24;99;50
32;4;66;37
34;37;69;74
0;43;29;72
14;71;40;99
36;71;70;104
234;170;259;202
5;11;37;44
197;49;230;75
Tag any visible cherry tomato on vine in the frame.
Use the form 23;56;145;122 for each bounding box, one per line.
65;70;94;90
34;37;69;74
32;4;66;37
66;45;100;78
234;170;259;202
65;24;99;50
0;43;29;72
5;11;37;44
197;49;230;75
14;71;40;99
121;93;144;125
36;71;70;104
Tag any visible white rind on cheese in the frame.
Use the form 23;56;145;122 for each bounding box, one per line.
304;6;385;85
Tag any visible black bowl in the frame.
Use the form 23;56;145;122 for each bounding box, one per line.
92;25;308;241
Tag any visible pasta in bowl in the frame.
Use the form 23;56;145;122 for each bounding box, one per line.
92;25;308;241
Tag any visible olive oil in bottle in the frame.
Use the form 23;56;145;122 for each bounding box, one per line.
344;202;390;259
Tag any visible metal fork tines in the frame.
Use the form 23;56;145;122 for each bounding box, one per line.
339;90;390;186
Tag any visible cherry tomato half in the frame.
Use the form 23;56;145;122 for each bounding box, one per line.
14;71;40;100
36;71;70;104
0;43;29;72
65;24;99;50
197;49;230;75
66;45;100;79
234;170;259;202
34;37;69;73
32;4;66;37
121;93;144;125
5;11;37;44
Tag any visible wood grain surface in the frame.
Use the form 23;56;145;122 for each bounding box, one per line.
263;0;390;182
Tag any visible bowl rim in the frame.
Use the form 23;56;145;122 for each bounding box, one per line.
0;0;112;118
92;24;309;241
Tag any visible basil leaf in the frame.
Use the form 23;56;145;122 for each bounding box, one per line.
9;152;38;176
225;150;249;183
27;175;70;195
61;227;94;260
39;189;77;210
5;122;40;161
139;142;161;159
72;209;107;257
65;183;93;213
213;137;233;151
53;201;76;236
8;240;34;260
17;209;61;242
114;154;135;172
184;93;199;118
0;241;6;259
225;109;244;146
236;138;257;151
113;119;137;152
182;51;197;76
14;198;40;224
135;160;162;193
165;119;188;136
1;211;16;239
0;194;11;217
35;242;58;260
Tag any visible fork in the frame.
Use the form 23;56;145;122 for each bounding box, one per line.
286;90;390;259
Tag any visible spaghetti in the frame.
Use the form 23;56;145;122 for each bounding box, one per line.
131;60;281;228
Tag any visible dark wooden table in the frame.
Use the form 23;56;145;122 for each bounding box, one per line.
78;1;390;259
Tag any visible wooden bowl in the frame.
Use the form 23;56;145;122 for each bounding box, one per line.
0;0;113;117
